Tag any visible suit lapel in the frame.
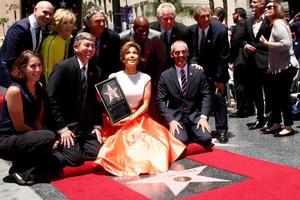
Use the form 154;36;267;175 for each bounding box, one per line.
192;25;199;49
206;25;214;47
186;65;195;96
256;18;269;38
170;67;183;96
248;17;255;39
170;28;177;45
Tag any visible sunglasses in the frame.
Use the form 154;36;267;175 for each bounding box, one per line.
266;5;275;10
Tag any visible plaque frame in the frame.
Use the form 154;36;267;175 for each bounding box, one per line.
95;77;132;124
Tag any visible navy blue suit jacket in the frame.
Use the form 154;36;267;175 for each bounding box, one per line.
157;65;210;124
82;27;121;80
190;20;230;86
149;21;192;49
150;21;192;64
230;19;247;66
0;18;33;87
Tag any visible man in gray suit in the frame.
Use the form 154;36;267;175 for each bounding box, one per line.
157;40;212;146
119;16;168;121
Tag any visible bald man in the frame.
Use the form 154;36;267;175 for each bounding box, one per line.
119;16;168;122
0;1;54;87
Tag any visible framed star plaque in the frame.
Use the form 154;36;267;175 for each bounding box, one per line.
95;77;132;124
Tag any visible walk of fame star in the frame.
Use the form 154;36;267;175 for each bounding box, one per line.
60;0;67;8
104;84;120;102
127;166;230;196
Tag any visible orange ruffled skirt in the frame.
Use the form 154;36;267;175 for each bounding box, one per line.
95;114;186;176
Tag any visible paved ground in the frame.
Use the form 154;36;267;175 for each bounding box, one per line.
1;114;300;200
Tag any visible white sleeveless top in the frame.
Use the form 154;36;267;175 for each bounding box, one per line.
109;71;151;109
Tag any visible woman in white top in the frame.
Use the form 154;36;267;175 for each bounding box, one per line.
260;2;299;136
95;41;185;176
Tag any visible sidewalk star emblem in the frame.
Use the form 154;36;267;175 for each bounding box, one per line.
127;166;230;196
104;84;120;102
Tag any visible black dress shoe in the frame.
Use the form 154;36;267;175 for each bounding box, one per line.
211;130;220;138
10;172;35;186
248;120;266;130
274;130;295;137
260;127;282;134
9;165;36;186
218;131;228;143
202;143;215;149
246;121;256;127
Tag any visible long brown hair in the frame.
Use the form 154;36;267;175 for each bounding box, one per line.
268;2;286;25
11;50;43;84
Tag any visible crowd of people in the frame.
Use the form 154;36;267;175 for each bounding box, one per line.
0;0;299;186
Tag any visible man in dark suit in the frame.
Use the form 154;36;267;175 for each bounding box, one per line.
0;1;54;87
242;0;271;129
157;40;212;146
82;6;121;80
149;2;191;66
45;32;102;166
229;7;255;118
190;7;230;143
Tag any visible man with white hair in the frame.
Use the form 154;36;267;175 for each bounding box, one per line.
150;2;191;66
0;1;54;87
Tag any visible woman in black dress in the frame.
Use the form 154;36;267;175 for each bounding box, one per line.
0;50;63;185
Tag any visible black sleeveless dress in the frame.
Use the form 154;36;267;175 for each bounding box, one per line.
0;82;43;137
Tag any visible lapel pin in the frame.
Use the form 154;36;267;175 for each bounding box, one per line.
189;72;192;76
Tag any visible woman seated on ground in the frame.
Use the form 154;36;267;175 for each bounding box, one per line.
40;8;76;81
95;41;186;176
0;51;63;185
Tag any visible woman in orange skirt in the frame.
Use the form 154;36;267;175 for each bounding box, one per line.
95;41;186;176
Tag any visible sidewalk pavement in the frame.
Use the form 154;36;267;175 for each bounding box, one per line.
0;159;42;200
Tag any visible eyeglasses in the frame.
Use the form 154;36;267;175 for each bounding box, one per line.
173;50;188;56
160;17;175;23
266;5;275;10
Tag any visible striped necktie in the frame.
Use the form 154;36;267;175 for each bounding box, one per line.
180;69;187;95
81;65;87;90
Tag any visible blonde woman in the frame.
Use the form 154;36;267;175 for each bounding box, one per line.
40;8;76;81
